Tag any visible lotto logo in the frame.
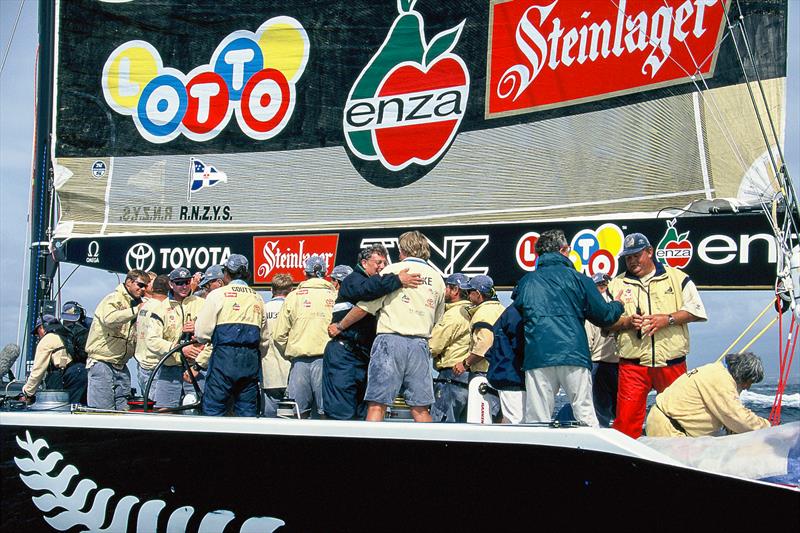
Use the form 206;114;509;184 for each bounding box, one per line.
101;17;309;143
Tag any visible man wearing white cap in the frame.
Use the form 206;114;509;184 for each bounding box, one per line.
194;254;267;416
273;254;336;418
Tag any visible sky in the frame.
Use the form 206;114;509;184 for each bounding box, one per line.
0;0;798;382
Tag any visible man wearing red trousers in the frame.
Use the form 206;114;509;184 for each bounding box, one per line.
608;233;707;438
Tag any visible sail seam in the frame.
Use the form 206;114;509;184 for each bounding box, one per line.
693;91;713;200
100;157;114;235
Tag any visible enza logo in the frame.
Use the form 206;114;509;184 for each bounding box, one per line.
656;219;693;269
343;0;470;188
102;17;309;143
126;242;156;271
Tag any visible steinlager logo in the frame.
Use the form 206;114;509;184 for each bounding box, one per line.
343;0;470;188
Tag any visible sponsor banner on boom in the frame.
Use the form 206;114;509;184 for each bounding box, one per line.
64;214;779;289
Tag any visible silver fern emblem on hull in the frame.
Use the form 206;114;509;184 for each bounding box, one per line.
14;431;285;532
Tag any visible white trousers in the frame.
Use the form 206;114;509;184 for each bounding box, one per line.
524;366;599;427
499;390;526;424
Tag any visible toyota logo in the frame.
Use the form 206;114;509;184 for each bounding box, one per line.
126;242;156;271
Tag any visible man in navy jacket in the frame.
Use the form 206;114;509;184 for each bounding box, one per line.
323;244;420;419
514;230;623;426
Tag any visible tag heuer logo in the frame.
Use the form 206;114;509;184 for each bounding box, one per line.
343;0;470;188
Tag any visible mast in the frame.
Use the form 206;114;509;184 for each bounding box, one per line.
24;0;57;364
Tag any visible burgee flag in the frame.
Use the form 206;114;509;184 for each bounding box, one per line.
188;158;227;200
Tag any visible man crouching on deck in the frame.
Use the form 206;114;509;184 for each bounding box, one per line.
336;231;445;422
194;254;268;416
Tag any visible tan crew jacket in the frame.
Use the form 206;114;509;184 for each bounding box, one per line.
261;296;291;389
85;284;141;367
646;362;770;437
273;278;336;359
429;300;471;370
609;265;706;367
468;299;506;373
23;333;71;397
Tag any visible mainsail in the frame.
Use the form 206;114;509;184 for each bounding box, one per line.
34;0;792;292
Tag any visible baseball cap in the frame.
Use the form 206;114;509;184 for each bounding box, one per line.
330;264;353;282
463;275;494;294
31;314;57;333
169;267;192;281
198;265;224;288
224;254;249;274
591;272;611;284
619;233;651;257
304;254;328;278
444;273;470;287
61;301;83;322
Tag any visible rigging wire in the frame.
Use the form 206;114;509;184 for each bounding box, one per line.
0;0;25;78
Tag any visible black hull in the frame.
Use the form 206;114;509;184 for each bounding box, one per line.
1;413;797;532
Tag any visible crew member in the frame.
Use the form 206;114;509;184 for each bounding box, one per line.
20;315;85;404
151;267;205;409
260;273;294;417
338;231;445;423
194;254;267;416
429;273;472;423
514;230;623;427
85;269;149;410
608;232;707;438
645;352;770;437
273;255;336;418
453;275;505;422
324;246;422;420
133;274;170;401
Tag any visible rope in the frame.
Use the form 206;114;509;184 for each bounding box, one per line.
716;299;775;361
0;0;25;77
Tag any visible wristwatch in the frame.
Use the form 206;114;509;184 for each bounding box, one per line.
667;314;676;326
463;359;470;371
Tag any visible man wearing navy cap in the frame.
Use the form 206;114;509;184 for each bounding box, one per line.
453;274;505;422
195;254;268;416
608;232;707;438
144;267;206;409
428;273;472;422
193;265;225;299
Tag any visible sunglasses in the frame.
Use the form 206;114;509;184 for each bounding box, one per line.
134;281;148;289
172;280;190;286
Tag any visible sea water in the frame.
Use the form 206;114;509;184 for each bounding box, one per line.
552;380;800;425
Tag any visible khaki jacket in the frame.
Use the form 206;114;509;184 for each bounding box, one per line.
86;284;140;366
609;265;703;366
468;299;506;373
23;333;71;397
273;278;336;359
134;298;170;370
194;280;267;350
358;258;445;338
160;295;207;366
429;300;471;370
261;297;291;388
646;362;770;437
587;292;618;363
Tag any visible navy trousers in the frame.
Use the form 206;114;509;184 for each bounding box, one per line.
202;345;259;417
322;340;369;420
